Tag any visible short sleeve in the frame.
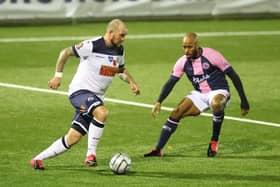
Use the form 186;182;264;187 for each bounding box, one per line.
119;50;125;66
171;55;186;78
205;48;231;72
72;40;93;58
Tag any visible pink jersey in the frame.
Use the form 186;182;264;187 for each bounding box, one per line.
172;48;231;93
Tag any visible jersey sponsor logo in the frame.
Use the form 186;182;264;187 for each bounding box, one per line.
99;65;119;77
193;74;210;83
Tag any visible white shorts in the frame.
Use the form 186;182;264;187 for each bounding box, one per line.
186;89;230;112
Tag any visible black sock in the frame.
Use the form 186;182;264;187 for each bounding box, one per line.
155;117;178;151
211;111;224;141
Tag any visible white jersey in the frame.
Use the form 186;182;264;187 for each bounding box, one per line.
69;36;125;100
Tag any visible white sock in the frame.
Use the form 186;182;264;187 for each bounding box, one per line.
34;136;70;160
87;118;104;157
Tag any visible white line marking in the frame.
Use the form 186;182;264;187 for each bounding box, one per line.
0;82;279;128
0;31;280;43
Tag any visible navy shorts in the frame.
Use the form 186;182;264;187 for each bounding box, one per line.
69;90;103;135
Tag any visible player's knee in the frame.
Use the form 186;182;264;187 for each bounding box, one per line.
93;106;109;123
66;129;83;146
170;107;184;120
211;95;226;113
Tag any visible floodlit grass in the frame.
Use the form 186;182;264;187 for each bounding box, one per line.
0;19;280;187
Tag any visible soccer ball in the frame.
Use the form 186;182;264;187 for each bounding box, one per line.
109;152;131;175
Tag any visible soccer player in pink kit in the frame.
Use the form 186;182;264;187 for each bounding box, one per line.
144;32;249;157
30;19;140;170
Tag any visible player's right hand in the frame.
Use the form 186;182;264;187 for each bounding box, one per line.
48;77;61;90
152;102;161;119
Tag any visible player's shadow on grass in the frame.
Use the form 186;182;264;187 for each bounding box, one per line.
49;165;280;183
219;154;280;162
158;139;277;160
48;164;96;172
128;171;280;182
94;169;280;182
49;163;280;183
143;152;280;162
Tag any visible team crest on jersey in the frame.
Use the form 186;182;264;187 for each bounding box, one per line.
202;62;210;70
108;56;114;62
112;60;117;66
108;56;118;66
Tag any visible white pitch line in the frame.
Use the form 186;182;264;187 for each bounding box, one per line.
0;31;280;43
0;82;279;128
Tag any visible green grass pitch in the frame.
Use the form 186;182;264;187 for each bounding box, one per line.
0;19;280;187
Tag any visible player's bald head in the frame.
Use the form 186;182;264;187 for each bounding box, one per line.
182;32;201;58
105;19;128;47
183;32;199;46
106;19;127;33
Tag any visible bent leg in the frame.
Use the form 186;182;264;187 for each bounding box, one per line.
156;98;200;152
173;97;201;118
87;106;108;157
211;94;227;113
210;94;227;141
207;93;228;157
66;128;83;146
33;128;82;161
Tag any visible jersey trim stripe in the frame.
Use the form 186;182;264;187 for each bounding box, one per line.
72;45;80;58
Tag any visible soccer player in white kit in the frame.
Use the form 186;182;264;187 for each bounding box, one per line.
30;19;140;170
144;32;249;158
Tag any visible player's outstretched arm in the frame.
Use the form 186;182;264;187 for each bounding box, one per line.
151;75;180;118
226;67;250;116
119;69;140;95
48;47;75;90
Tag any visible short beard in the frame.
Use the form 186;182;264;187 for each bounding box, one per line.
191;47;201;59
111;39;119;47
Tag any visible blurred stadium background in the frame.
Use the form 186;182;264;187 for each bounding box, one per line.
0;0;280;25
0;1;280;187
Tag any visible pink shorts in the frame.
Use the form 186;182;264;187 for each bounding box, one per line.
186;89;230;112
